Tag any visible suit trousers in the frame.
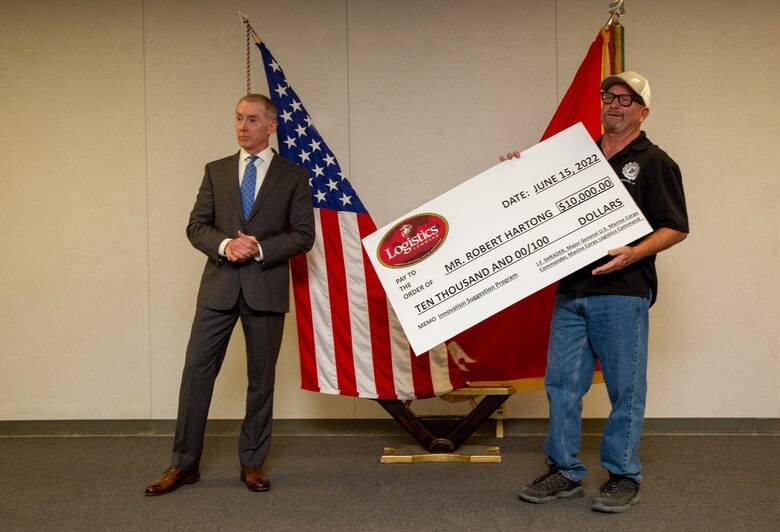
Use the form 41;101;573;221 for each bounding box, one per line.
171;293;285;470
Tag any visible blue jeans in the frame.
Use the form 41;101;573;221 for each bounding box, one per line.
543;291;649;483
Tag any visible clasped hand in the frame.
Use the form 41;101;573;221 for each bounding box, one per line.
226;231;260;263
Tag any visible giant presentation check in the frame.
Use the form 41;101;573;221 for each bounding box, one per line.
362;123;653;355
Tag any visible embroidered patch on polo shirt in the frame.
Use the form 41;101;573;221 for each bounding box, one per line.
621;162;640;184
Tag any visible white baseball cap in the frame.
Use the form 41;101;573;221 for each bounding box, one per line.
601;70;651;108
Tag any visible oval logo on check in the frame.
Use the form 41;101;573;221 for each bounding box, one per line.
377;213;448;268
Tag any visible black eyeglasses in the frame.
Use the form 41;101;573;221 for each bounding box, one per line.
601;92;643;107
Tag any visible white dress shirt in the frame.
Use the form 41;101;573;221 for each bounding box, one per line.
219;146;275;260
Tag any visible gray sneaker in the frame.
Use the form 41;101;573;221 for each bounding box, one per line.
518;465;584;503
591;475;640;513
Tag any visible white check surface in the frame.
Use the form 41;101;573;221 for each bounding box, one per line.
363;123;652;355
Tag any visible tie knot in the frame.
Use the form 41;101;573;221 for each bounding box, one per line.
247;154;259;164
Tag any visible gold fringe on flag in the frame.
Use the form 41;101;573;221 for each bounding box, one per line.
601;22;625;77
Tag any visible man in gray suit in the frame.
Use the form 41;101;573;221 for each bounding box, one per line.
145;94;315;496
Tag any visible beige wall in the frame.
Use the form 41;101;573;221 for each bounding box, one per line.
1;0;777;421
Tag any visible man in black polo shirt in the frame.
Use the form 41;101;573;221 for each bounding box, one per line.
512;71;689;513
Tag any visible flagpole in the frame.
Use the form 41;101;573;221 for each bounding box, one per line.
605;0;625;28
238;10;261;42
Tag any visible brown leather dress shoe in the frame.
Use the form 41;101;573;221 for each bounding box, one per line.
240;466;271;491
144;467;200;496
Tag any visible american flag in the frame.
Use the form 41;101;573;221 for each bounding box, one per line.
258;41;467;399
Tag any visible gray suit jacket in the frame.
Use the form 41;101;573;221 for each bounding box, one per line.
186;151;315;312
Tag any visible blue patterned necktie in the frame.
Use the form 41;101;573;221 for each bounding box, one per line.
240;155;259;219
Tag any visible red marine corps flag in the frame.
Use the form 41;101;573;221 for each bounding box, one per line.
244;16;623;399
453;24;624;391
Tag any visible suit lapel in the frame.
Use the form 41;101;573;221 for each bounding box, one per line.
224;152;243;219
246;154;283;222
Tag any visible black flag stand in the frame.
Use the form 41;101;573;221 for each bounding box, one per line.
376;386;515;461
